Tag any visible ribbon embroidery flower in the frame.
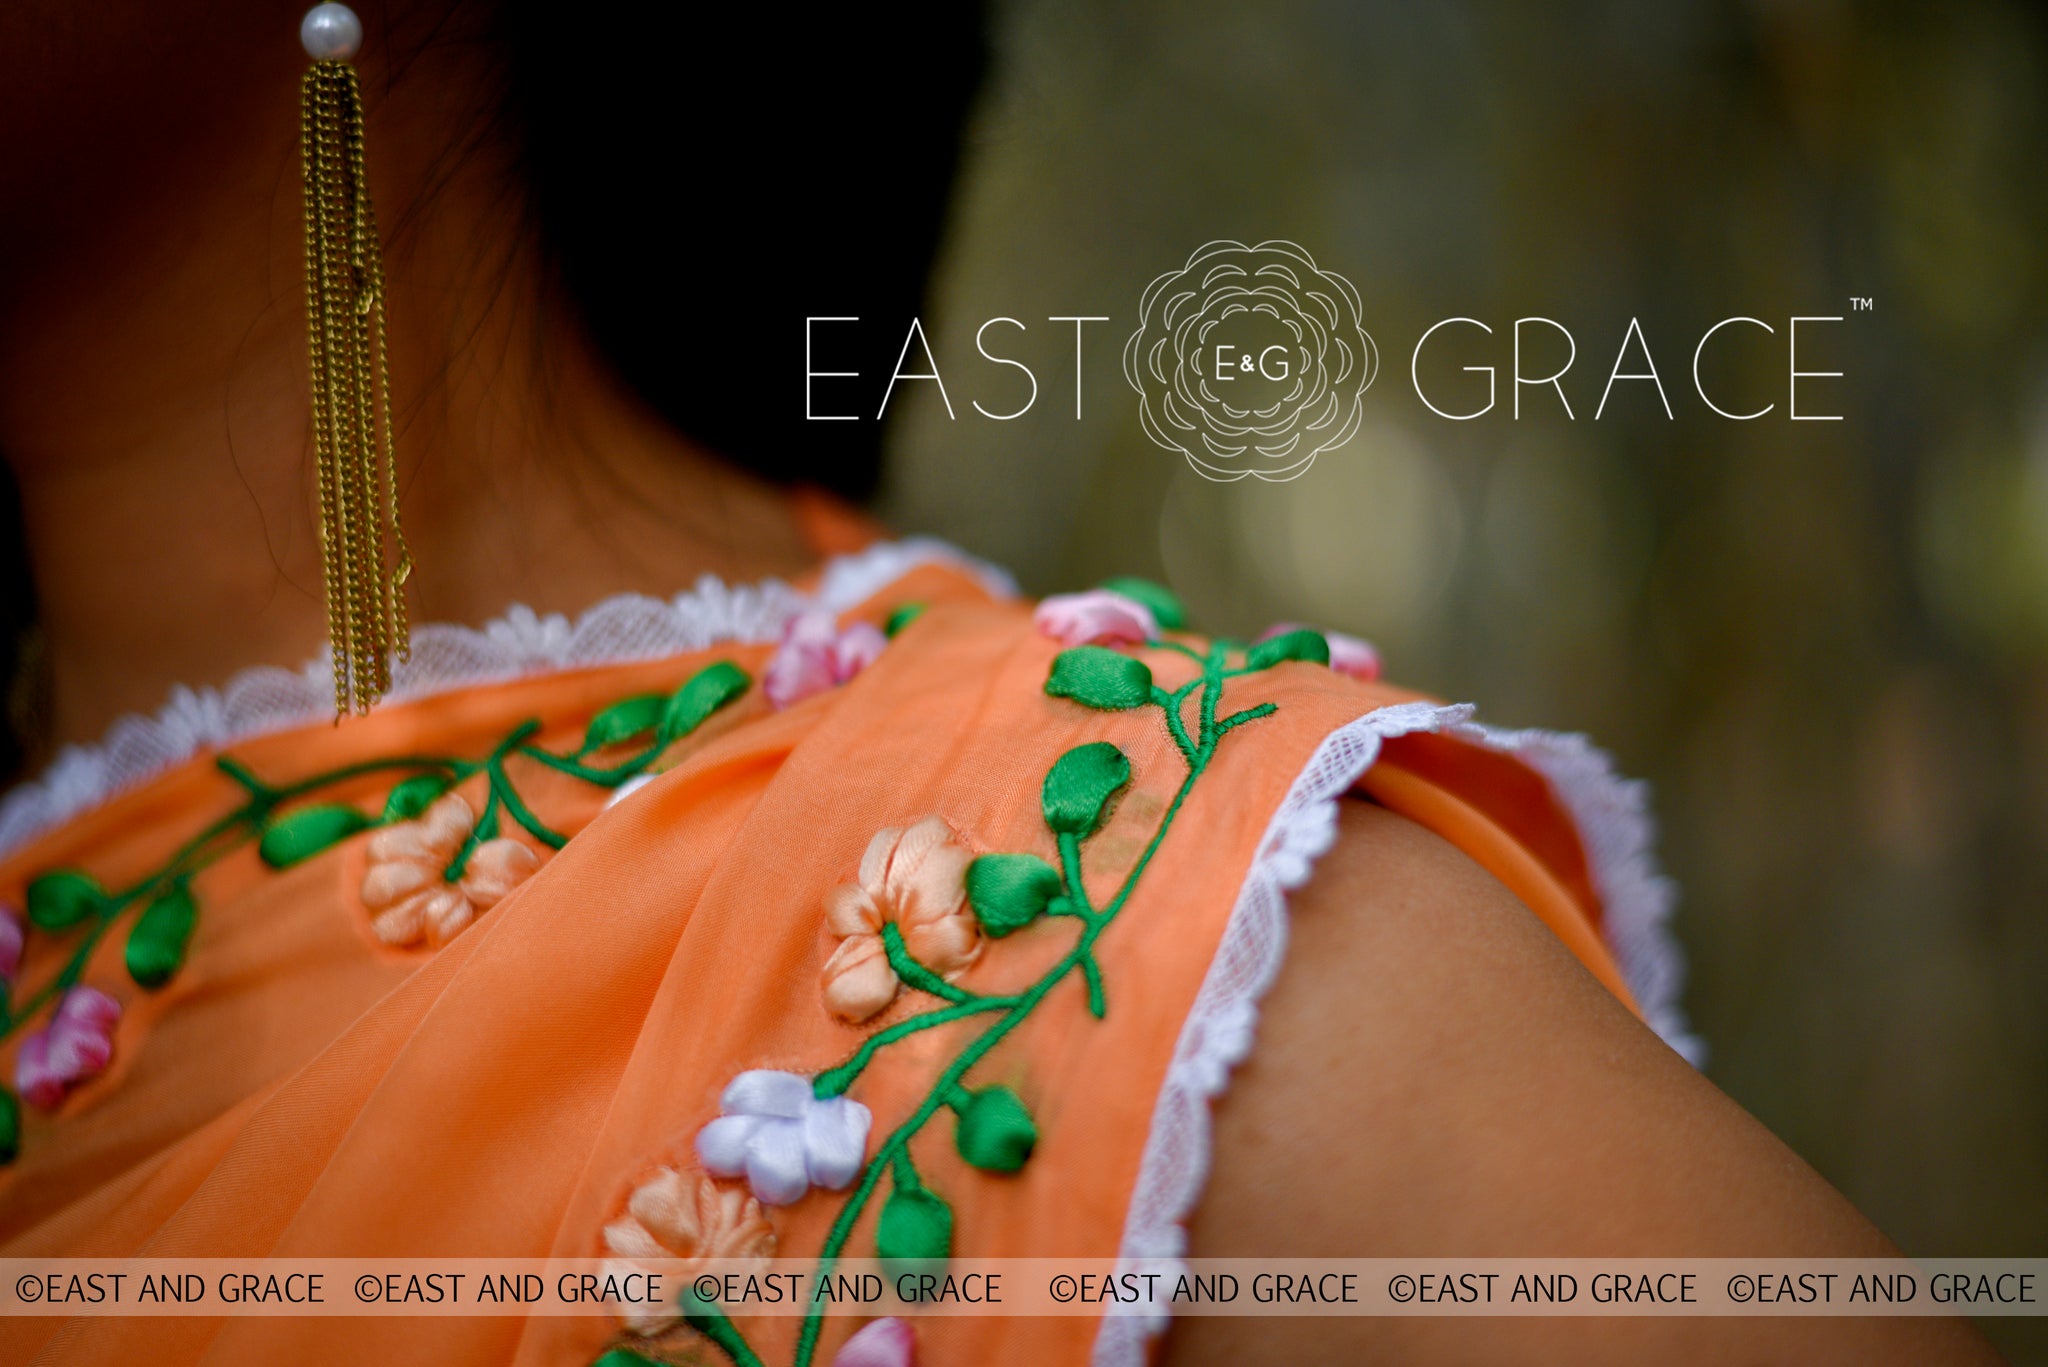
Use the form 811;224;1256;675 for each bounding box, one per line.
820;817;983;1024
359;791;539;948
696;1070;872;1207
830;1317;917;1367
1033;587;1159;647
602;1167;776;1336
764;608;888;710
15;986;121;1111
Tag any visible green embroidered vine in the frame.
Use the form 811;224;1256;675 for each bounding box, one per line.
666;581;1327;1367
0;659;753;1163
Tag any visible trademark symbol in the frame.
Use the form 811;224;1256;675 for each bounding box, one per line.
1851;297;1874;311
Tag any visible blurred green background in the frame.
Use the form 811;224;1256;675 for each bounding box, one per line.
880;1;2048;1356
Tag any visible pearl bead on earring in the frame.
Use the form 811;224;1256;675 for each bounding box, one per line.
300;3;364;62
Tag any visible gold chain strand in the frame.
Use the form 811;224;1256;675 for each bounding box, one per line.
358;124;411;665
300;58;408;715
341;66;390;701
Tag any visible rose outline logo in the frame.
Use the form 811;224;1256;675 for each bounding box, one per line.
1123;239;1377;482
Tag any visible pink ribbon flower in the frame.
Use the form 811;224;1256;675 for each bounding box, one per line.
764;609;889;710
1034;588;1158;648
1255;622;1381;681
16;986;121;1111
831;1317;916;1367
0;901;22;990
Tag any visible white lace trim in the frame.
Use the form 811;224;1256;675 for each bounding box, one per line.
1093;700;1696;1365
0;536;1013;864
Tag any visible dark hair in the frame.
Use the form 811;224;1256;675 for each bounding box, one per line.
500;5;991;502
0;6;989;781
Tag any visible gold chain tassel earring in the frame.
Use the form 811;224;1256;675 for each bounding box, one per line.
300;3;413;716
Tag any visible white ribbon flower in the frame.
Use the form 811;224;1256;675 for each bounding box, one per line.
695;1070;872;1206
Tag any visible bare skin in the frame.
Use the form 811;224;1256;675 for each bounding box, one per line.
0;1;809;758
1168;800;2002;1364
0;6;1999;1363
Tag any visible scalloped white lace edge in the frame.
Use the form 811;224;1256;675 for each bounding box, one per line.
0;536;1014;864
1091;700;1699;1364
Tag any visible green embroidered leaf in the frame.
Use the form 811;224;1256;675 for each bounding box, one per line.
25;870;106;931
884;601;927;637
380;773;451;823
658;661;751;745
965;853;1063;937
582;693;665;752
1099;575;1186;630
0;1088;18;1166
954;1085;1038;1173
1247;627;1330;670
125;884;198;989
258;805;373;869
877;1182;954;1271
1044;646;1152;711
1042;742;1132;836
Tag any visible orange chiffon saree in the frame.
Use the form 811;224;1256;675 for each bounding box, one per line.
0;538;1690;1366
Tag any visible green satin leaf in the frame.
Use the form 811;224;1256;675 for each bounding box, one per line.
258;804;373;869
877;1182;953;1271
1099;575;1186;630
582;693;664;752
1044;646;1152;711
1042;742;1132;836
0;1089;18;1165
25;870;106;931
380;773;451;822
884;601;927;637
954;1085;1038;1173
659;661;751;745
1247;627;1330;670
964;853;1063;937
125;883;198;989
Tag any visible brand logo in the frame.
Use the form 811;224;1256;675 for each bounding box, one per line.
1123;240;1378;483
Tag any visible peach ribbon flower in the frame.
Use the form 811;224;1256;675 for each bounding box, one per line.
602;1167;776;1336
821;817;982;1023
359;791;539;948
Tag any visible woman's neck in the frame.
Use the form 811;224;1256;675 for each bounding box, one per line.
0;15;810;759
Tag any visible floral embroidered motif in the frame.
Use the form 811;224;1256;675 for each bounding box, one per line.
603;1167;776;1336
765;609;888;710
360;791;540;948
625;576;1350;1367
0;657;758;1168
696;1070;873;1207
820;818;982;1024
15;986;120;1110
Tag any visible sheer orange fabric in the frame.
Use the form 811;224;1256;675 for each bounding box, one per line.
0;554;1644;1366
